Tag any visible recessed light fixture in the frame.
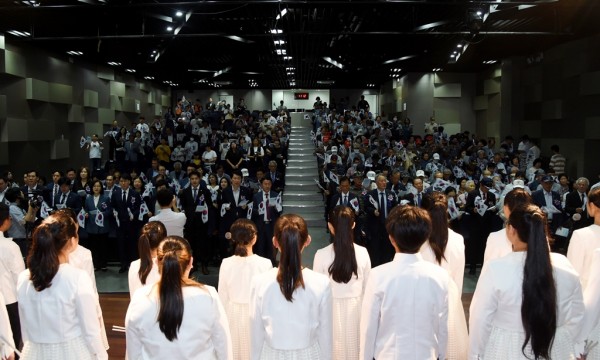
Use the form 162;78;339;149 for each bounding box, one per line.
286;67;295;71
166;26;173;31
323;56;344;69
432;68;442;72
457;44;463;48
476;11;483;16
274;40;286;45
66;51;83;56
276;49;287;55
450;54;456;58
175;10;183;17
7;30;31;37
276;8;288;20
125;69;136;73
270;29;283;34
283;56;293;60
483;60;498;64
107;61;122;66
144;76;155;80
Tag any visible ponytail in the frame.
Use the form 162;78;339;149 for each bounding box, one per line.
275;214;309;302
156;236;193;342
509;205;556;359
28;213;76;291
328;206;358;283
422;192;449;265
138;221;167;284
230;219;257;257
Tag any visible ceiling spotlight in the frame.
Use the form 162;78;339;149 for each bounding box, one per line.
276;8;288;20
66;51;83;56
7;30;31;37
283;56;293;60
166;26;173;31
107;61;122;66
450;54;456;58
274;40;286;45
323;56;344;70
286;67;295;71
144;76;155;80
175;10;183;17
457;44;463;48
476;11;483;16
276;49;287;55
125;69;136;73
270;29;283;34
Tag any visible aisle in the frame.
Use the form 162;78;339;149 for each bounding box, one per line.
283;115;329;267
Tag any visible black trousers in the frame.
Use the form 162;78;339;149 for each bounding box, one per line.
6;302;22;352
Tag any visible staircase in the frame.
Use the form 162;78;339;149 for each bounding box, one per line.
283;114;328;266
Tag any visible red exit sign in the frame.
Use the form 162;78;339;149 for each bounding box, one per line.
294;92;309;100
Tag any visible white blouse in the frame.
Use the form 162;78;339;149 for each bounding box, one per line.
579;248;600;350
0;232;25;304
0;293;15;356
469;252;585;359
126;284;232;360
250;268;332;359
218;254;273;305
567;224;600;291
17;264;107;359
419;229;465;293
483;228;512;267
128;258;160;299
312;243;371;299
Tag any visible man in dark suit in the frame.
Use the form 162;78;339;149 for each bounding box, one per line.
267;160;285;193
329;176;359;210
53;177;83;214
252;177;282;265
46;170;62;207
565;177;593;230
532;175;565;236
465;177;498;274
402;178;425;207
111;174;142;273
218;170;253;258
179;171;213;274
364;173;399;267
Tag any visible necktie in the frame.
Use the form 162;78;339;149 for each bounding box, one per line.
343;195;348;206
53;185;58;205
581;193;584;203
60;194;66;204
193;188;197;201
380;192;386;217
266;194;271;221
123;191;127;203
417;193;422;207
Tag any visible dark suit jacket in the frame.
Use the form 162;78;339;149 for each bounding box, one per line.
532;189;563;211
219;185;253;230
465;189;497;218
565;190;593;229
179;186;213;227
110;187;142;223
329;192;358;210
364;189;398;226
83;194;112;234
252;190;282;224
266;171;285;192
53;191;83;214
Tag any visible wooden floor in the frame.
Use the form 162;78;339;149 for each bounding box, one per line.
99;292;474;359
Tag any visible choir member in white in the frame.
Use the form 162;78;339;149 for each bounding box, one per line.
567;187;600;291
218;219;272;360
125;236;232;359
419;192;468;359
483;188;532;265
17;212;108;360
0;293;15;360
469;204;585;359
313;206;371;360
250;214;332;360
128;221;167;299
360;205;451;360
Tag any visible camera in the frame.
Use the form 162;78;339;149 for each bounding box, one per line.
29;195;44;208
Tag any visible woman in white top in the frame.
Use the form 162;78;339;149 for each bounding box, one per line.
469;205;585;360
313;206;370;360
567;187;600;291
250;214;332;360
219;219;272;360
17;212;107;360
419;192;468;360
128;221;167;299
0;293;15;360
125;236;232;359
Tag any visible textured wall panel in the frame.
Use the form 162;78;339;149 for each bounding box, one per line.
160;94;170;107
0;95;6;120
83;89;99;108
1;118;28;142
153;104;162;116
84;123;103;137
483;79;501;95
110;81;126;97
98;108;114;125
433;108;459;123
434;73;464;84
585;117;600;139
580;71;600;95
50;139;70;159
4;50;26;77
0;142;7;165
139;82;148;92
147;91;155;104
523;66;542;86
473;95;488;111
48;83;73;104
523;84;542;103
433;84;461;98
28;119;55;141
109;95;122;111
122;98;140;113
492;68;502;79
541;99;562;120
97;68;114;81
68;104;84;123
519;119;542;138
26;78;49;102
0;35;4;50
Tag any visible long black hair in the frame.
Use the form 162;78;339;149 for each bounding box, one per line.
508;205;556;359
275;214;309;302
421;192;449;265
28;212;77;291
138;221;167;285
327;206;358;283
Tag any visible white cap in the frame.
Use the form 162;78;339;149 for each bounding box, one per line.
512;179;525;189
433;153;440;160
367;171;376;181
241;168;249;177
331;146;338;152
416;170;425;177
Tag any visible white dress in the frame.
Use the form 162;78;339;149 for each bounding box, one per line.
126;284;232;360
360;253;450;360
419;230;468;360
483;228;512;267
17;264;108;360
218;254;273;360
250;268;332;360
128;258;160;299
312;244;371;360
578;248;600;359
567;224;600;291
469;252;585;360
0;293;15;359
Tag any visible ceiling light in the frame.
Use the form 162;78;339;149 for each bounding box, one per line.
382;55;417;65
323;56;344;69
274;40;286;45
125;69;136;73
317;80;335;85
450;54;455;58
22;1;40;7
286;67;295;71
66;51;83;56
175;10;183;17
7;30;31;37
166;26;173;31
283;56;293;60
225;35;254;44
432;68;442;72
270;29;283;34
276;8;288;20
276;49;287;55
107;61;122;66
144;76;155;80
476;11;483;16
457;44;463;48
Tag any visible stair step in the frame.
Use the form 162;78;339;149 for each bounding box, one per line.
287;159;315;163
282;200;323;207
286;165;318;170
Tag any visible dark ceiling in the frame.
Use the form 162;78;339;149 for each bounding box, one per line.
0;0;598;90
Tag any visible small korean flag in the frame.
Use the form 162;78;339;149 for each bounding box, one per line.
80;136;87;148
201;208;209;223
113;210;120;227
138;203;149;221
247;203;253;220
40;201;51;219
95;212;104;227
77;209;86;228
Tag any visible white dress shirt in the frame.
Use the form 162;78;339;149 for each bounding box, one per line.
0;231;25;304
126;284;232;360
419;229;465;294
469;252;584;359
483;228;512;266
567;224;600;291
250;268;332;360
149;209;186;237
128;258;160;299
17;264;108;359
360;253;450;360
